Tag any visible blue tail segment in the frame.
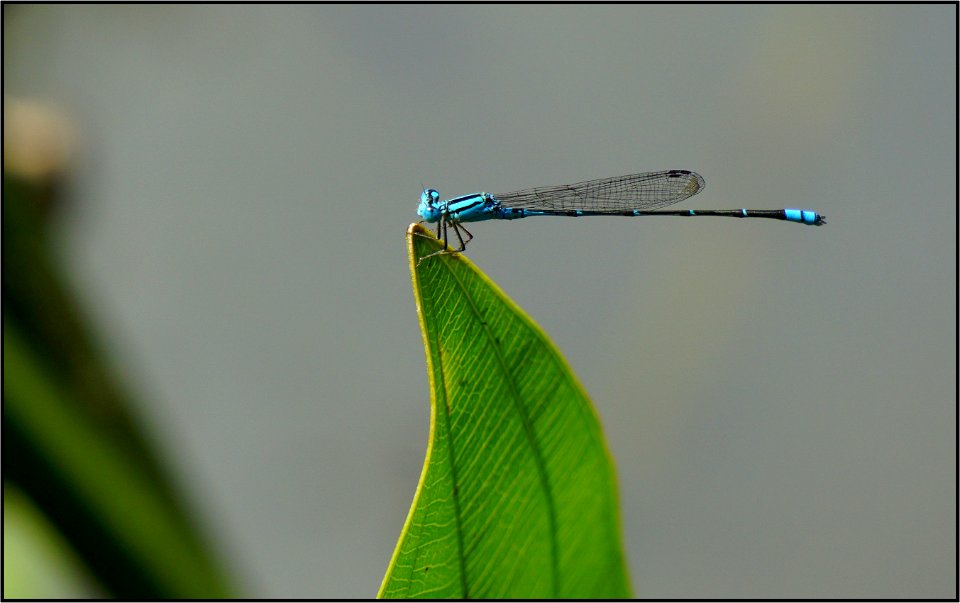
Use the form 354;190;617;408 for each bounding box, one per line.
416;170;826;255
785;208;826;226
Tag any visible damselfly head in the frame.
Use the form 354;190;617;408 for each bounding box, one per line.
417;188;442;222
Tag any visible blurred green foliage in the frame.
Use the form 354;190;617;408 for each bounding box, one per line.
4;485;98;598
3;174;234;598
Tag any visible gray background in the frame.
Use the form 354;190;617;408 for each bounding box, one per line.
4;5;955;598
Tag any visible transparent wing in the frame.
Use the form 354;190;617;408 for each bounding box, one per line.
493;169;705;212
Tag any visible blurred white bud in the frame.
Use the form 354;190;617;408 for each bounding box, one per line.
4;98;78;181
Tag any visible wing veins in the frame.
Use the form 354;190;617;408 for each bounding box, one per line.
494;170;705;212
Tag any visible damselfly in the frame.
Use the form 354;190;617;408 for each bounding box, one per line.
416;170;824;257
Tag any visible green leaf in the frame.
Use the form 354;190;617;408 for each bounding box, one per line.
3;485;99;598
4;322;233;598
379;224;632;599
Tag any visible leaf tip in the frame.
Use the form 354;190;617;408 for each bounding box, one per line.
407;222;447;270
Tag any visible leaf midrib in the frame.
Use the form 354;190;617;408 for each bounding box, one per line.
432;255;560;597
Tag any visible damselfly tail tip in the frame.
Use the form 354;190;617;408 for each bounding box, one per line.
786;209;826;226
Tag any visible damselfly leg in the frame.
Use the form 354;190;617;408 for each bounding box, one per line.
417;215;473;264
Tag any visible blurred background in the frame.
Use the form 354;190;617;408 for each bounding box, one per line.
3;5;955;599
